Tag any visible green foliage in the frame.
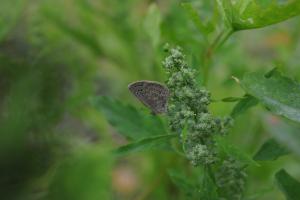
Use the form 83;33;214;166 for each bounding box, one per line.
264;118;300;157
199;168;219;200
114;134;177;156
0;0;24;41
92;96;167;140
241;70;300;123
47;147;112;200
217;0;300;30
275;169;300;200
181;2;214;37
168;170;199;198
1;0;300;199
215;137;258;166
230;95;258;118
254;138;290;161
143;3;162;47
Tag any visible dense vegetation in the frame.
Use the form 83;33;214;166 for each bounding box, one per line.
1;0;300;200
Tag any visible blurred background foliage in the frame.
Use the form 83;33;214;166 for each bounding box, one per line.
0;0;300;199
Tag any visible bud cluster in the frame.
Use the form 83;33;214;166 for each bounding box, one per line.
216;158;247;200
163;47;228;165
163;46;246;199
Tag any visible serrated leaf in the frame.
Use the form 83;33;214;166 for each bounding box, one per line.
143;3;161;47
230;95;258;118
253;138;289;161
91;96;166;140
241;70;300;123
215;136;259;166
113;134;177;156
264;116;300;157
275;169;300;200
218;0;300;31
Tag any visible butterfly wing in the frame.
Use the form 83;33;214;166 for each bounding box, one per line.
128;81;169;114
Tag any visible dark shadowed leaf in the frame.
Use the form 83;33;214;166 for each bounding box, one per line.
253;138;289;161
168;169;198;199
222;96;244;102
91;96;167;140
230;95;258;118
113;134;177;156
275;169;300;200
241;71;300;123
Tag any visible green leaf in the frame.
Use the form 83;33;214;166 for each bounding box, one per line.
275;169;300;200
143;3;162;47
44;8;103;55
253;138;289;161
181;3;214;36
168;169;198;198
48;147;112;200
216;0;234;28
222;96;244;102
264;117;300;157
91;96;167;140
230;95;258;118
0;0;25;42
241;70;300;123
244;187;274;200
215;136;259;166
113;134;177;156
217;0;300;31
199;168;218;200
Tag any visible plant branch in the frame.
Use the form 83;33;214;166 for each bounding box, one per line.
202;28;234;85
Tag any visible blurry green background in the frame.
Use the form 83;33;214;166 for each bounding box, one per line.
0;0;300;199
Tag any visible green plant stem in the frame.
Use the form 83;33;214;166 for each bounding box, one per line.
202;28;233;85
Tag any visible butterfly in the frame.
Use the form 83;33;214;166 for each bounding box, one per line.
128;80;169;114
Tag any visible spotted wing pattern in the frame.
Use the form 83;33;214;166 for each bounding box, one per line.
128;80;169;114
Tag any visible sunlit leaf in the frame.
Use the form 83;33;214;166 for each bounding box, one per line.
241;70;300;123
143;3;162;47
217;0;300;30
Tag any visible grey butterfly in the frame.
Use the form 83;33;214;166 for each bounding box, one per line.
128;80;169;114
